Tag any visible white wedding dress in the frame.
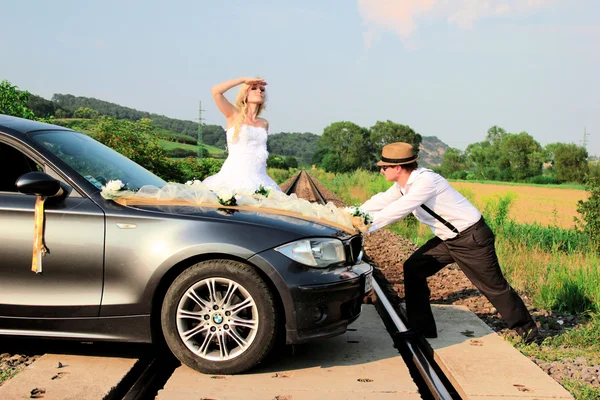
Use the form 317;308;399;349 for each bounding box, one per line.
202;124;282;193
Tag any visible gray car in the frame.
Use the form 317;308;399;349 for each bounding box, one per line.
0;115;373;374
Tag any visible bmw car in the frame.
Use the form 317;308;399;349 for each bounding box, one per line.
0;115;373;374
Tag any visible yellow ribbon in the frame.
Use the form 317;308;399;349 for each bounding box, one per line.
113;197;360;234
32;196;48;274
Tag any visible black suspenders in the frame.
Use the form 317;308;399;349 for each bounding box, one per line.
400;190;459;234
419;204;459;234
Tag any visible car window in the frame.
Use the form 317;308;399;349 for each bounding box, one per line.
0;142;43;193
31;130;166;191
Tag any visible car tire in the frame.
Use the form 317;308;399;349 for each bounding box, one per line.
161;259;277;374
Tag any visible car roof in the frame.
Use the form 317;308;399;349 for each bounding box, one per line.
0;114;72;137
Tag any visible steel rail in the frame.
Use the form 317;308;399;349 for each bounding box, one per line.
296;170;458;400
372;280;454;400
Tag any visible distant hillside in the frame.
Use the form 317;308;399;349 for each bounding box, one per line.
28;91;450;167
50;94;199;137
419;136;449;167
267;132;319;166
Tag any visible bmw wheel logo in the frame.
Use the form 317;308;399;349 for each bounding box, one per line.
213;314;223;324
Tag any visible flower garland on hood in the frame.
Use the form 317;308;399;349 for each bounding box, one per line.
100;180;371;234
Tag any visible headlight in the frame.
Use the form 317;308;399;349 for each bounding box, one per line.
275;238;345;268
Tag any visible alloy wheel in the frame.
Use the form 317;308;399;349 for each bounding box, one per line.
176;277;259;361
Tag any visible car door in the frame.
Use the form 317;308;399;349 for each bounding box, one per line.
0;139;105;318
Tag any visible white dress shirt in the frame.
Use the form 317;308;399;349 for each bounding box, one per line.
360;168;481;240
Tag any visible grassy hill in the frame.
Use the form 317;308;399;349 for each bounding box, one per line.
158;139;225;158
53;118;226;158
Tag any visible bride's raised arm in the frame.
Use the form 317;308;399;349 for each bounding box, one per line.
212;77;267;121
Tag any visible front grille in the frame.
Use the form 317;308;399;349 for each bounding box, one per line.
345;236;364;264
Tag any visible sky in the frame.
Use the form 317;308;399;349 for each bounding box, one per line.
2;0;599;155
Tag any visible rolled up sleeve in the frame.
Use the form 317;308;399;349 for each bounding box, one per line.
360;184;401;212
367;176;437;231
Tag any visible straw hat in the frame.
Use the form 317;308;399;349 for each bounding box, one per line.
376;142;418;166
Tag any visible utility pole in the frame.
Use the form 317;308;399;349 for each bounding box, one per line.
197;101;205;160
583;126;590;150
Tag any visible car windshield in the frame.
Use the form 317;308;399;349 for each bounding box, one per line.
31;130;166;191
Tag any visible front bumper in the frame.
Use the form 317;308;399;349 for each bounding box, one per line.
285;262;373;344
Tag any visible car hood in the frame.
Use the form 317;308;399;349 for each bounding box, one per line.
131;204;352;240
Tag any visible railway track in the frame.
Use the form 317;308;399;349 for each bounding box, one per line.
1;171;460;400
286;170;459;400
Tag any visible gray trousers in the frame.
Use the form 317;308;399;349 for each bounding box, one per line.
403;217;534;333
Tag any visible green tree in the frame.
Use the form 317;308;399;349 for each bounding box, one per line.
439;148;467;179
369;120;422;166
28;94;57;118
73;107;100;119
201;125;227;149
319;121;372;172
543;142;561;164
267;154;287;169
55;108;72;118
464;126;509;180
486;125;507;144
589;162;600;180
267;132;319;166
498;132;543;181
0;80;35;119
553;143;589;183
321;152;344;172
284;156;298;169
465;141;499;180
311;147;330;166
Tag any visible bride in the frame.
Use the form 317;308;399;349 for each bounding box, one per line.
202;77;282;193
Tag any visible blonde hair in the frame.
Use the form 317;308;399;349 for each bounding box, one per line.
232;81;266;143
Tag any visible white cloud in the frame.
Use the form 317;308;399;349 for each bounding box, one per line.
358;0;557;47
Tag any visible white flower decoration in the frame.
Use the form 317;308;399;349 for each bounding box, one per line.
105;180;124;191
101;179;134;200
217;189;234;202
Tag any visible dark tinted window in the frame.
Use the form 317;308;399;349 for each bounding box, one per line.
0;142;42;193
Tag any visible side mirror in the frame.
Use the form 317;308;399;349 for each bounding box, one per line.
16;172;63;197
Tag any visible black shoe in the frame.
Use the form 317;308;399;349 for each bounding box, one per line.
514;323;544;345
393;329;438;339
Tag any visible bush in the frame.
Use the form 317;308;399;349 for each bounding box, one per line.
89;116;181;181
73;107;100;119
576;176;600;250
284;156;298;169
449;170;468;180
268;154;299;170
0;80;35;119
268;168;295;184
173;157;223;182
160;132;198;145
527;175;559;185
166;148;207;158
55;108;72;118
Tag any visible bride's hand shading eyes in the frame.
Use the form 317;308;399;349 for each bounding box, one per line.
244;78;267;86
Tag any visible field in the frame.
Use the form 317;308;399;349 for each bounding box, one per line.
450;181;588;229
312;169;600;399
158;139;226;158
342;177;588;229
